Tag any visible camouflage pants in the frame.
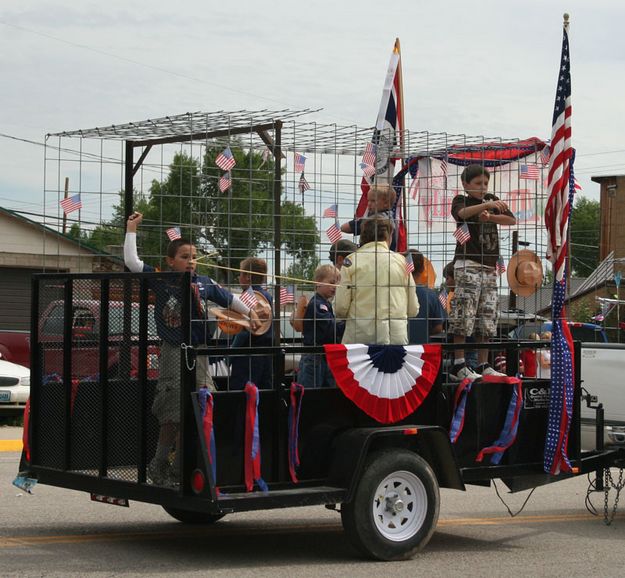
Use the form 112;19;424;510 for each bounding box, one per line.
448;264;498;338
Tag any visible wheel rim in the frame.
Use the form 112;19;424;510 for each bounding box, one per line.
372;469;428;542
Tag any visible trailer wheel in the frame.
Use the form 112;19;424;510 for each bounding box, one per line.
162;506;225;524
341;450;439;560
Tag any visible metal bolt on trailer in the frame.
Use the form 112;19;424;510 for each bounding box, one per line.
14;109;625;560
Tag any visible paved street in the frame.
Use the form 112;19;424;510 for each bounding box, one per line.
1;438;625;577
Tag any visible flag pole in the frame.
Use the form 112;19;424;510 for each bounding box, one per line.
394;37;409;248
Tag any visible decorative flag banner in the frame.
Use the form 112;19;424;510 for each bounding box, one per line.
405;251;415;275
166;227;182;241
324;343;441;423
323;204;338;218
279;285;295;304
453;222;471;245
60;193;82;215
215;147;236;171
362;142;377;166
240;287;258;309
326;222;342;243
294;153;307;174
198;387;217;485
360;162;376;178
219;171;231;193
520;163;540;180
496;256;507;276
543;18;575;476
244;382;268;492
438;288;448;310
299;173;311;194
355;38;404;220
288;382;305;483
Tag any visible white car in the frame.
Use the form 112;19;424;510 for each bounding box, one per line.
0;358;30;416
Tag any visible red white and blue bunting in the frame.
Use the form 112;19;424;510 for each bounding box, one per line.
324;344;442;424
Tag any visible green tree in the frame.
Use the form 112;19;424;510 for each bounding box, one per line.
570;196;600;277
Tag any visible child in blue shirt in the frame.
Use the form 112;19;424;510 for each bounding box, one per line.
298;264;344;388
124;212;258;485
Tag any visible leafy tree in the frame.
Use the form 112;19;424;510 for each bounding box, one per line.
570;196;600;277
86;146;320;282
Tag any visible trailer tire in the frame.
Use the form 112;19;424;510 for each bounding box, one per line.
341;450;439;560
162;506;225;524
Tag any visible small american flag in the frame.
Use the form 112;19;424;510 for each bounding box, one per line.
60;193;82;215
520;164;540;180
240;287;258;308
259;147;271;168
326;223;342;243
215;147;236;171
404;252;415;275
438;288;448;309
323;204;338;218
540;145;551;166
166;227;181;241
453;222;471;245
496;256;506;276
299;174;311;194
219;172;231;192
294;153;306;174
279;285;295;304
360;162;376;178
362;142;377;166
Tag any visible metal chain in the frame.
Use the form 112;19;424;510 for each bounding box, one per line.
181;343;196;371
603;468;625;526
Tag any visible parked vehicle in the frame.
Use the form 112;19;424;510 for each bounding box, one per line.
510;320;608;343
0;357;29;416
0;330;30;367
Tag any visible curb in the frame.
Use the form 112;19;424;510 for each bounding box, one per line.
0;440;23;452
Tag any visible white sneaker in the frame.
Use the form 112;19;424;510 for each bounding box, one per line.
449;365;481;382
481;365;506;377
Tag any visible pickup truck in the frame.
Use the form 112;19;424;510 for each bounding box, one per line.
37;300;160;380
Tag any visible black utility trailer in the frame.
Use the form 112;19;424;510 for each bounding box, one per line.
19;271;623;561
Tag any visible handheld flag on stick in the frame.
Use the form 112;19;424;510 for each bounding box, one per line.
543;15;575;476
404;251;415;275
60;194;82;215
496;256;507;276
323;204;338;218
219;172;232;193
438;288;448;310
294;153;306;174
326;222;342;243
215;147;236;171
240;287;258;309
453;222;471;245
279;285;295;305
166;227;182;241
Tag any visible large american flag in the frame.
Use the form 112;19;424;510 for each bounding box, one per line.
543;21;575;476
215;147;236;171
60;193;82;215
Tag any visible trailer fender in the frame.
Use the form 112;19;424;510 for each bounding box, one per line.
328;425;465;503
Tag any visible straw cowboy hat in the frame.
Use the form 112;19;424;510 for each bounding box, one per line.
209;291;272;336
507;250;544;297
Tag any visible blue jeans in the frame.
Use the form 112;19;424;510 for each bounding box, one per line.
298;355;336;388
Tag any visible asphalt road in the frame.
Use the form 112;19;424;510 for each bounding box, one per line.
1;451;625;577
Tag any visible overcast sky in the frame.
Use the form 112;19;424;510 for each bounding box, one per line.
1;0;624;220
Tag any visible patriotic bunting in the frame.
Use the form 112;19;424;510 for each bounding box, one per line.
244;382;268;492
166;227;181;241
324;344;441;423
198;387;217;484
60;194;82;215
215;147;236;171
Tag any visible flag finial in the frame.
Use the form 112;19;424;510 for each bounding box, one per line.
394;38;401;53
563;13;570;29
